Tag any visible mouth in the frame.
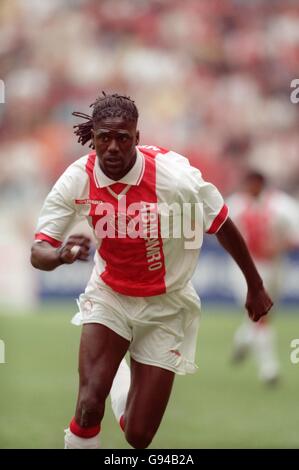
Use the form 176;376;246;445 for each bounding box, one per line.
104;155;122;165
103;157;124;176
104;161;122;172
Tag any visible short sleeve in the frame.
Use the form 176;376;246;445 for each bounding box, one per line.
190;167;229;234
34;170;77;247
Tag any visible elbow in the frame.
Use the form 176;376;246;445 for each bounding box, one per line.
30;244;44;270
30;246;39;269
30;242;58;271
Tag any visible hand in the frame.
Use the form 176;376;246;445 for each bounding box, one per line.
57;235;91;264
245;285;273;322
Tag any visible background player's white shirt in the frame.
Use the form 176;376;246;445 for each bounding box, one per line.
35;146;228;296
227;189;299;302
227;189;299;261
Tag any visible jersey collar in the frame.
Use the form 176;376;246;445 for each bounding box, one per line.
93;148;144;188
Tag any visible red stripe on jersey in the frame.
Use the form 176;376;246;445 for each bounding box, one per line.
238;198;273;260
85;151;166;296
35;232;62;247
206;204;229;234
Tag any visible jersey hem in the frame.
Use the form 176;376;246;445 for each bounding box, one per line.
100;274;167;297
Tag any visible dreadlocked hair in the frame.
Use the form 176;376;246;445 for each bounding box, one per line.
72;92;139;149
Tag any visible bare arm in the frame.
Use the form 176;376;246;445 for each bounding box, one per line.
216;217;273;322
31;235;91;271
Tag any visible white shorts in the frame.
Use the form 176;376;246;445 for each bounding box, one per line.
72;269;201;375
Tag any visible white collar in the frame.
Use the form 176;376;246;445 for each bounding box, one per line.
93;148;144;188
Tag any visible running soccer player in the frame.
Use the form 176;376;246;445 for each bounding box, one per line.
31;93;273;449
228;171;299;384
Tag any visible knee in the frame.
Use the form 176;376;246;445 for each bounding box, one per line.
77;385;107;425
77;395;101;421
125;426;154;449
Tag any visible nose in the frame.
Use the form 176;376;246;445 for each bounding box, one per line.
107;138;120;154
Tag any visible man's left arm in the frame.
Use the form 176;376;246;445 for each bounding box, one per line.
216;217;273;322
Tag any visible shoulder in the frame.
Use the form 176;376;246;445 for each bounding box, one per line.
53;154;90;195
57;154;89;182
63;154;90;176
138;145;191;166
269;190;299;216
226;192;247;207
270;190;297;205
139;145;201;182
138;146;227;203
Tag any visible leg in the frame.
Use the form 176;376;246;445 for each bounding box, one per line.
253;317;279;384
65;323;129;448
75;323;130;426
110;357;131;423
123;358;175;449
231;319;255;363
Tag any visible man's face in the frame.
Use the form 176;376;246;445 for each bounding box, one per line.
245;177;264;198
92;117;139;180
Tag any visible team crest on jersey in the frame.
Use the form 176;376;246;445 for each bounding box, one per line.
107;212;138;236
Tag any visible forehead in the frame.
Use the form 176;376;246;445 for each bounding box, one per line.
93;116;137;133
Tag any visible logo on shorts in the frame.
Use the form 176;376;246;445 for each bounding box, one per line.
83;299;93;315
170;349;181;357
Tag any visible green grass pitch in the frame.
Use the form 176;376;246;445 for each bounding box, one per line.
0;304;298;448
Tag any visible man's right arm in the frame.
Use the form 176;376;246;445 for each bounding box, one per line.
31;235;91;271
31;163;91;271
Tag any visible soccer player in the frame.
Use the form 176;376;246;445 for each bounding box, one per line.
228;171;299;384
31;93;272;449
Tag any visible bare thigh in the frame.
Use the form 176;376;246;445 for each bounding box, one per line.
75;323;130;427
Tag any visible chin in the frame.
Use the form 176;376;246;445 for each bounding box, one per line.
106;169;123;180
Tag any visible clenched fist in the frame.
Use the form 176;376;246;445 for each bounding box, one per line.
245;285;273;322
58;235;91;264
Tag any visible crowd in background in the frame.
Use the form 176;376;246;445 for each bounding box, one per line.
0;0;299;307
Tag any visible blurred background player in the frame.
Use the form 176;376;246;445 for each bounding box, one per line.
227;170;299;384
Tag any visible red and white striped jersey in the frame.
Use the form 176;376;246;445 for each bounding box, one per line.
227;190;299;261
35;146;228;296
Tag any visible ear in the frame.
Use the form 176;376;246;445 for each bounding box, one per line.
91;128;95;148
136;130;140;145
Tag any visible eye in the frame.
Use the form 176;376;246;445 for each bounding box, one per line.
119;135;129;143
99;135;110;143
